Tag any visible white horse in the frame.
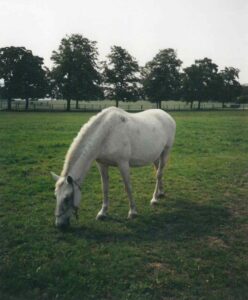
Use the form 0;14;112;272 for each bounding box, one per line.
51;107;176;228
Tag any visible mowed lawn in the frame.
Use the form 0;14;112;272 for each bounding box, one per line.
0;111;247;300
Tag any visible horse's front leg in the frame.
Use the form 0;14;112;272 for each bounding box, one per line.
96;162;109;220
118;161;138;219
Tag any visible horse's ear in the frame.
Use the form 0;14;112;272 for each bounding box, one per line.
51;171;60;182
67;175;73;185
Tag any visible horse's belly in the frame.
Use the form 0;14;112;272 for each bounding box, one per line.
128;127;167;166
97;139;162;167
96;157;119;167
129;146;163;167
129;158;157;167
97;156;159;168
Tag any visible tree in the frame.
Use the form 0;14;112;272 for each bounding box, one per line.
142;49;182;109
102;46;141;107
241;84;248;96
219;67;241;108
181;65;201;109
238;84;248;105
0;46;47;110
51;34;102;111
0;79;4;99
182;58;219;109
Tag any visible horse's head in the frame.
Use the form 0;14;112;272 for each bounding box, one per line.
51;172;81;229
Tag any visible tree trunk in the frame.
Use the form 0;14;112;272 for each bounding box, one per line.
157;100;161;109
115;99;119;107
190;100;193;110
76;100;79;109
198;100;201;110
25;98;29;110
7;98;12;111
66;99;71;111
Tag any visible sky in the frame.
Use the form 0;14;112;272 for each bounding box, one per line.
0;0;247;83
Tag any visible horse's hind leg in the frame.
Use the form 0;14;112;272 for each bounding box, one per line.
151;146;170;206
96;162;109;220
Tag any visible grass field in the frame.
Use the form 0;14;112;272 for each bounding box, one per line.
0;111;248;299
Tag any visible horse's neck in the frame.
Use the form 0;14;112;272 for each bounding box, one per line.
69;143;98;184
61;115;108;183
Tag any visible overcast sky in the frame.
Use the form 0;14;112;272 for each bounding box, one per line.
0;0;247;83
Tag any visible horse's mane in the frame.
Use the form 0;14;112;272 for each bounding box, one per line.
61;107;124;176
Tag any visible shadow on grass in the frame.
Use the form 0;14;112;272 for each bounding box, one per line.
67;200;231;243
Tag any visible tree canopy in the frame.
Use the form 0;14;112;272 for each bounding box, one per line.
0;46;47;110
182;58;220;109
51;34;103;110
219;67;241;107
102;46;141;107
142;49;182;108
0;38;243;110
182;59;242;109
239;84;248;104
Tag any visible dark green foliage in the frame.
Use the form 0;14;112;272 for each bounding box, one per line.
219;67;241;107
182;59;242;109
241;84;248;96
142;49;182;108
102;46;141;107
0;47;48;110
51;34;103;111
182;58;220;109
0;42;242;109
0;111;247;299
239;84;248;104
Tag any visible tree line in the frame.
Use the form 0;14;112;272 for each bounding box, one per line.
0;33;245;111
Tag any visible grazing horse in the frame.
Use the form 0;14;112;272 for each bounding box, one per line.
51;107;176;228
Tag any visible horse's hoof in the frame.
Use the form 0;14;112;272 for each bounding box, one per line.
157;192;165;198
96;213;107;221
127;211;138;219
150;199;159;206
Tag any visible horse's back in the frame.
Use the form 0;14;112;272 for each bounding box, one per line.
104;107;175;128
133;108;175;125
98;107;176;166
103;107;176;147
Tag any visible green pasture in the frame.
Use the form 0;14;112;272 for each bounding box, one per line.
0;111;247;299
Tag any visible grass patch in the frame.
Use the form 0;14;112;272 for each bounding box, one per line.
0;111;247;299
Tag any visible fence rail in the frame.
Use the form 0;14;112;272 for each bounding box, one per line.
0;100;247;112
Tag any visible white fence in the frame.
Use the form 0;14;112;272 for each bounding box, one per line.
0;99;247;112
